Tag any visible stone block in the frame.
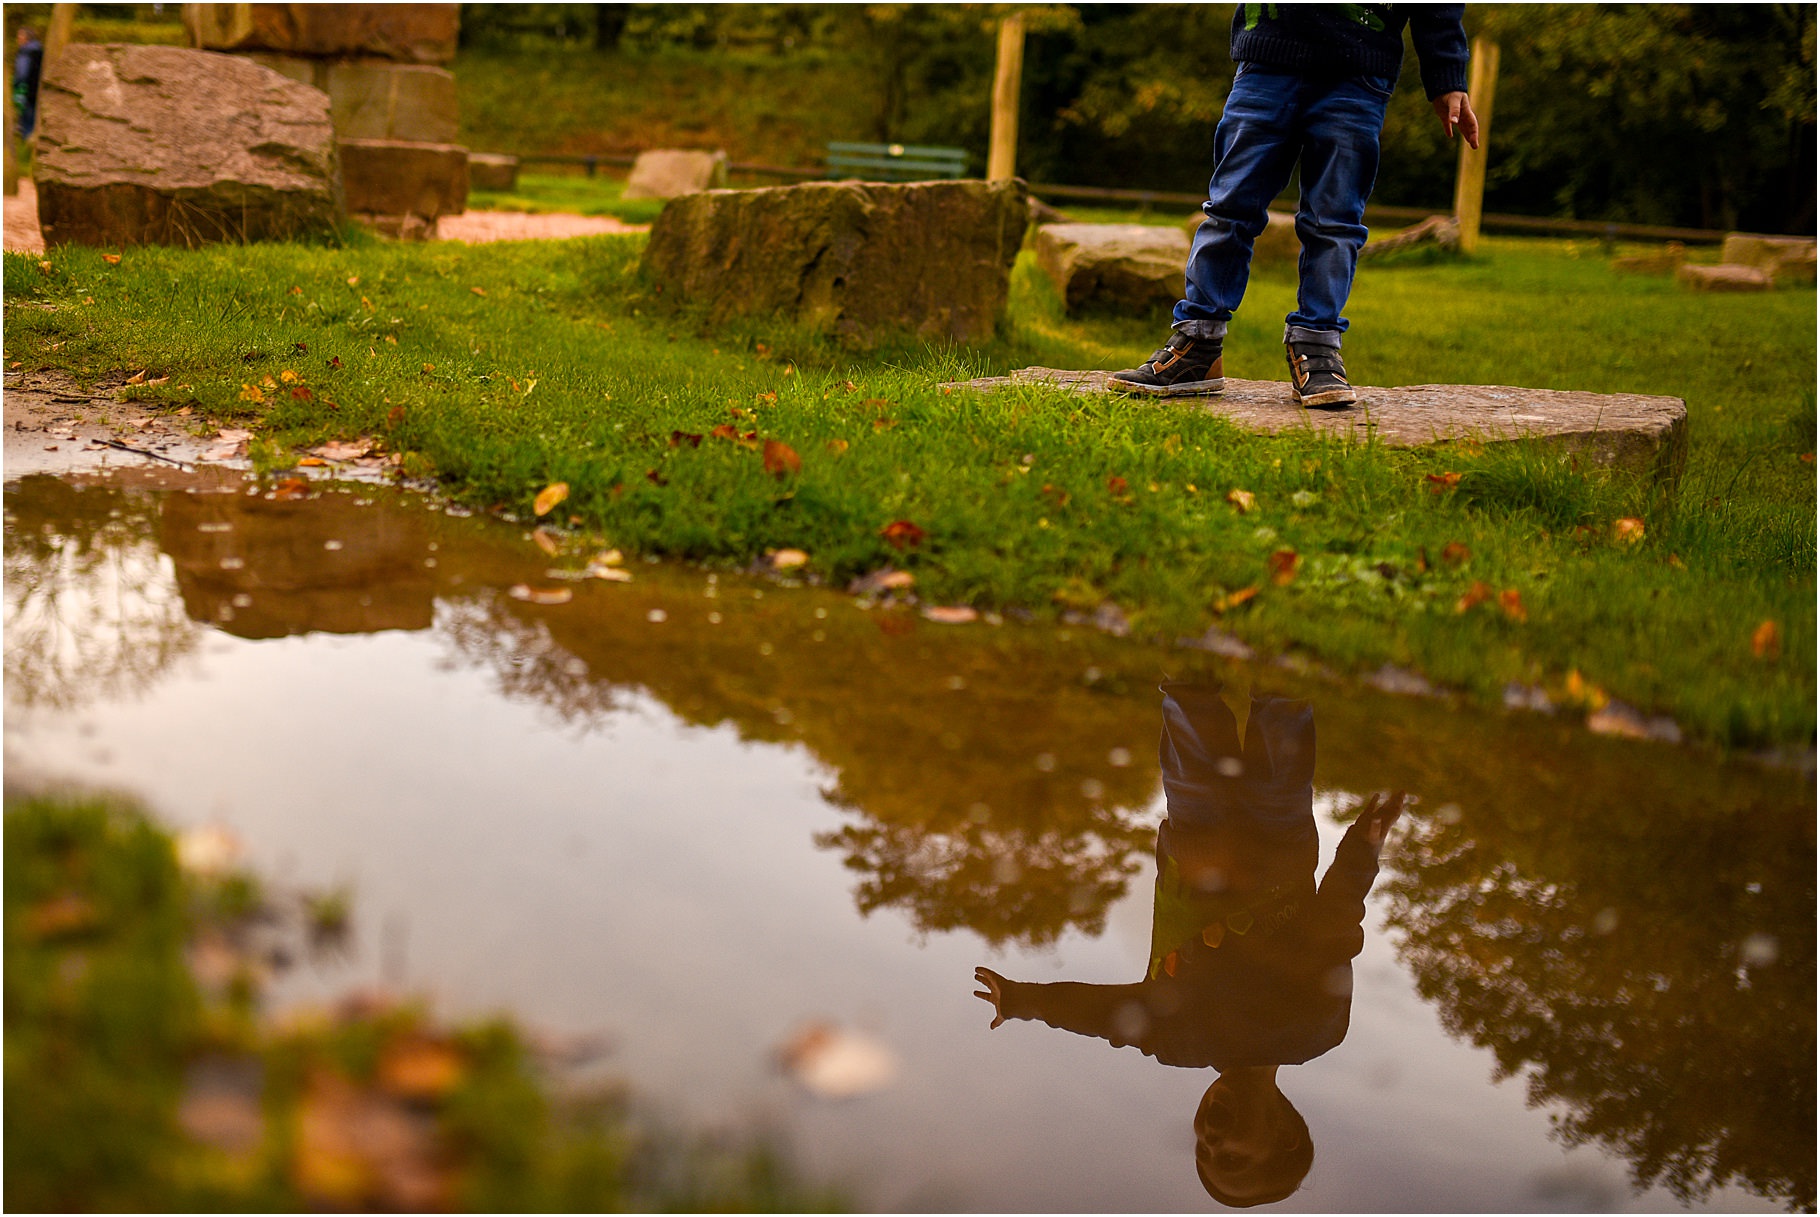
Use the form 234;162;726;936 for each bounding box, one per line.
1034;222;1187;314
642;179;1029;346
1720;233;1816;272
243;51;325;90
622;149;729;201
326;61;457;144
337;138;467;220
942;369;1687;483
468;153;519;192
1768;249;1816;286
35;44;339;247
1184;207;1299;266
1678;264;1772;292
184;4;459;64
1609;242;1685;275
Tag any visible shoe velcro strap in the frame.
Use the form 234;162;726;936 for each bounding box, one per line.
1292;349;1347;376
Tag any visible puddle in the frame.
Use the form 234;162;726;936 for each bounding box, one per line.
5;467;1812;1212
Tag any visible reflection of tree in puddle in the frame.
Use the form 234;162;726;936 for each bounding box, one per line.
5;474;200;711
1380;793;1815;1210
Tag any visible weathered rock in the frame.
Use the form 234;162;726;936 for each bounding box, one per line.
1720;233;1816;273
468;153;519;192
1184;207;1300;266
1610;242;1685;275
1358;214;1459;261
1767;248;1817;285
1034;223;1187;314
642;179;1029;345
1028;196;1072;227
183;4;459;64
941;368;1687;482
35;43;339;248
622;149;729;201
337;138;467;221
1678;263;1772;292
325;62;457;144
243;51;324;89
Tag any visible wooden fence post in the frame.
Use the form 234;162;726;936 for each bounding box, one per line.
1452;37;1499;255
987;12;1025;182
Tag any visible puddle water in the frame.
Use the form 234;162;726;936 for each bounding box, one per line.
5;467;1813;1212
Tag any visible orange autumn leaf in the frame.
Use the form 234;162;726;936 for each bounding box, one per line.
297;456;329;467
1613;517;1646;544
826;438;850;454
1425;472;1462;492
101;253;121;265
290;386;314;400
508;584;572;605
1440;541;1471;566
881;519;926;550
1268;548;1300;585
1751;619;1782;660
1455;580;1492;613
272;477;311;501
1498;588;1528;622
1107;475;1129;496
669;430;703;448
763;439;802;477
531;527;562;556
377;1037;465;1101
533;482;569;517
1214;585;1259;613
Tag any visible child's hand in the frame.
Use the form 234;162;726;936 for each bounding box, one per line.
1433;91;1480;149
974;967;1009;1028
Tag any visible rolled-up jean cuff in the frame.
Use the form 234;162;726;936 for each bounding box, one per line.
1284;325;1342;347
1173;319;1228;340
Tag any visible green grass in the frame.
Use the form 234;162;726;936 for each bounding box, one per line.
469;171;670;225
3;233;1812;749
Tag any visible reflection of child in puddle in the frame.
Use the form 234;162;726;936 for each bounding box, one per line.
974;682;1404;1206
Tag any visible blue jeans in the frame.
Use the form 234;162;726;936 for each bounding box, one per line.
1174;64;1392;345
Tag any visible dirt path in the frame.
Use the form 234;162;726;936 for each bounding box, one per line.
2;179;643;253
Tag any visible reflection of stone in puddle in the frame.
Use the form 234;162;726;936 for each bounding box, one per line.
159;489;435;638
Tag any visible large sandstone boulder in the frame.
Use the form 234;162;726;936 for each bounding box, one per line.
1034;223;1186;314
468;153;519;193
1720;233;1816;276
622;149;730;201
183;4;458;64
35;44;339;248
642;180;1029;345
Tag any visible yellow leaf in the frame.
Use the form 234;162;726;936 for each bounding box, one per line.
102;252;121;265
826;439;850;455
298;456;329;467
1613;517;1646;544
533;482;569;517
531;527;562;556
1213;585;1259;613
770;548;809;570
280;369;299;384
361;296;374;311
238;384;266;404
1751;619;1782;660
1226;488;1256;513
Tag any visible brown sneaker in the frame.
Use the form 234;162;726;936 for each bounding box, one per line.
1286;340;1357;408
1108;332;1225;397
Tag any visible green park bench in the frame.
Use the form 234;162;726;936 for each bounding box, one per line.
825;141;970;182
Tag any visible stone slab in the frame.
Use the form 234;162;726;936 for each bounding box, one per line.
942;367;1687;481
35;43;339;247
468;153;518;192
1720;233;1816;271
1678;263;1772;292
1034;222;1187;314
326;62;458;144
1185;208;1299;266
622;149;729;200
337;138;467;219
184;4;459;64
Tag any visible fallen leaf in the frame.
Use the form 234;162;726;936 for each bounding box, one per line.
1563;669;1609;710
849;568;916;596
669;430;703;448
1455;580;1492;613
1498;588;1528;622
1425;472;1462;492
533;482;569;517
881;520;926;550
1107;475;1129;496
102;253;121;265
327;355;342;370
346;275;360;286
509;584;573;605
280;369;299;384
298;457;329;467
826;439;850;454
1440;541;1471;565
1613;517;1646;544
238;384;266;404
383;335;397;345
923;605;979;624
23;893;98;939
1226;488;1256;513
1800;452;1814;464
420;363;434;374
1751;619;1781;660
291;386;314;401
1213;585;1259;613
377;1037;465;1101
531;528;562;556
121;368;147;385
1268;548;1300;585
386;405;405;427
261;374;278;389
769;548;809;570
288;285;304;296
470;286;487;296
710;424;738;440
872;417;898;432
645;468;668;486
272;477;311;501
763;439;802;477
361;296;374;312
311;439;373;461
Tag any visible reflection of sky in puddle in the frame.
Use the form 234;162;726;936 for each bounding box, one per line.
4;472;1805;1213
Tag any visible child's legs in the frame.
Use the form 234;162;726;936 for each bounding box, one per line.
1286;75;1392;337
1174;66;1302;337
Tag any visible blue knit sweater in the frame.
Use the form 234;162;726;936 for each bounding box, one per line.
1230;3;1470;100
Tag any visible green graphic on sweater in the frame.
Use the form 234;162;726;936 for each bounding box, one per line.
1243;4;1388;33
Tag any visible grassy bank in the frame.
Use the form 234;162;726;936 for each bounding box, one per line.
4;792;843;1212
3;232;1812;749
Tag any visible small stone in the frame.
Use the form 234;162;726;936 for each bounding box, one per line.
622;149;729;200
